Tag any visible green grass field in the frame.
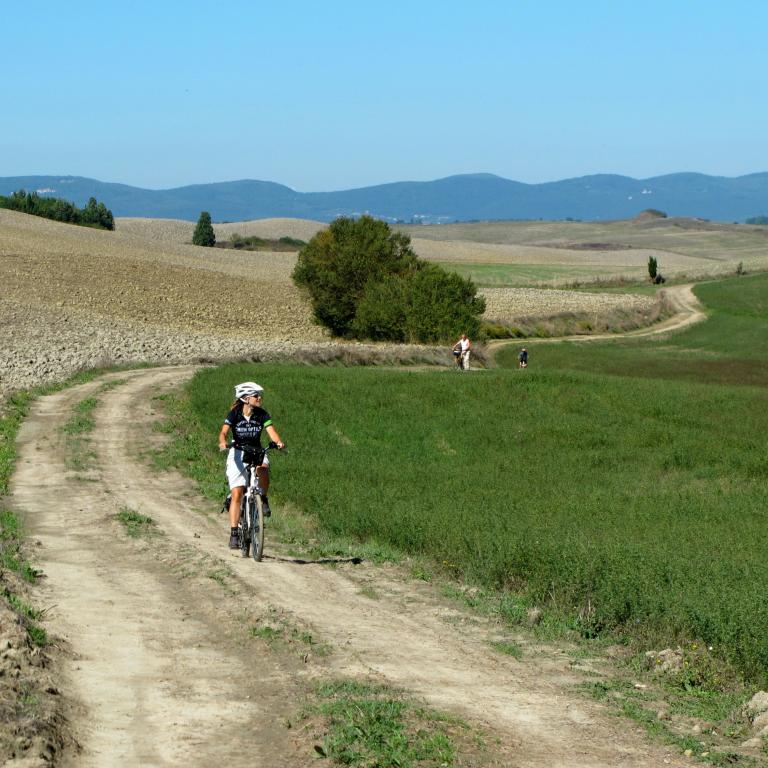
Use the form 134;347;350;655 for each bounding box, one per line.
405;218;768;289
435;261;634;287
159;272;768;686
497;272;768;385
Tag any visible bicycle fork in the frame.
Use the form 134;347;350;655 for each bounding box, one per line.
245;467;262;530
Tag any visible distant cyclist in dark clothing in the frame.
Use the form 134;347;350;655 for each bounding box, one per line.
218;381;284;548
518;347;528;368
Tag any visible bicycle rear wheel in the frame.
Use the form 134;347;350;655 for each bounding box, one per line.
239;498;250;558
250;495;265;562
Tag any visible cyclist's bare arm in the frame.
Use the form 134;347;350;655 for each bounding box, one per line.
265;425;284;450
218;423;231;451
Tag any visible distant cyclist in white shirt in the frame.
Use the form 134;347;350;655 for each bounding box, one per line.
218;382;284;549
452;333;472;371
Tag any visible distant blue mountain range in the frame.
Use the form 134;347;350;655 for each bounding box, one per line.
1;172;766;223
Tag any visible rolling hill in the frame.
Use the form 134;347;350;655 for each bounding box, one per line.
1;171;767;223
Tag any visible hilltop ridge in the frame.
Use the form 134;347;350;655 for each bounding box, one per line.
1;171;767;223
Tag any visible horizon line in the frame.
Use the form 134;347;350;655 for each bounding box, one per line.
2;169;768;195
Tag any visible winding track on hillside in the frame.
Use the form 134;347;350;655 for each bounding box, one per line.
486;284;706;362
11;367;690;766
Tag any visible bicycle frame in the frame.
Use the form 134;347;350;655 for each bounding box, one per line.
233;442;279;561
244;461;262;506
233;444;269;498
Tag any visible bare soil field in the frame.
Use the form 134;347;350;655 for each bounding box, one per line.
482;287;656;323
0;211;445;397
409;237;698;271
117;216;326;245
0;211;664;396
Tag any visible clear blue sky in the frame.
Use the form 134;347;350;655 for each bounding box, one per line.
3;0;766;191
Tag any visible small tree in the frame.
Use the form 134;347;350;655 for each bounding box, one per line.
193;211;216;247
648;255;658;281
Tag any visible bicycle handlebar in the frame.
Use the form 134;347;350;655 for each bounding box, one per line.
227;441;287;460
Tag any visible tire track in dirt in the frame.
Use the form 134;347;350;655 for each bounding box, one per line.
12;369;302;767
13;367;690;767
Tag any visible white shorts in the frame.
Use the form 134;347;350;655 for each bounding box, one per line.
226;447;269;490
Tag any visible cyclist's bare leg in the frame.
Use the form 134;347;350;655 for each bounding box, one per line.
256;465;270;493
230;486;245;528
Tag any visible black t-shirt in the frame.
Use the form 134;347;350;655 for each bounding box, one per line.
224;405;273;449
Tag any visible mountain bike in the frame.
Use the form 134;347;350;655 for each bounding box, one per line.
235;441;282;562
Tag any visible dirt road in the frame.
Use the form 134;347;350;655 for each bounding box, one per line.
12;367;688;767
487;283;706;360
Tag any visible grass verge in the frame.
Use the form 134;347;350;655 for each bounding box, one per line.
115;507;159;538
581;676;758;767
249;605;332;659
1;369;132;643
483;298;670;339
60;380;128;473
297;679;501;767
0;367;135;764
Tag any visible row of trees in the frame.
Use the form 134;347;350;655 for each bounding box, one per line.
292;215;485;344
0;189;114;230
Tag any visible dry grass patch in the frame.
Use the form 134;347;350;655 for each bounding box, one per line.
411;237;686;269
401;218;768;282
481;287;657;324
117;216;325;245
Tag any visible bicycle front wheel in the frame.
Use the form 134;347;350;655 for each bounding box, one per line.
239;498;250;558
250;495;265;562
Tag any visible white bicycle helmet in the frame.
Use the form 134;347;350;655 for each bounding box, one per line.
234;381;264;401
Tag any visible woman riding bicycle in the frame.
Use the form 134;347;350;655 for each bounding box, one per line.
218;381;284;549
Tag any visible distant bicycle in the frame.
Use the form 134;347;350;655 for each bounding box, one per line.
234;441;284;561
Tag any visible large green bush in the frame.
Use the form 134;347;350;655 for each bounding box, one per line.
292;216;418;336
292;215;484;342
353;264;485;342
